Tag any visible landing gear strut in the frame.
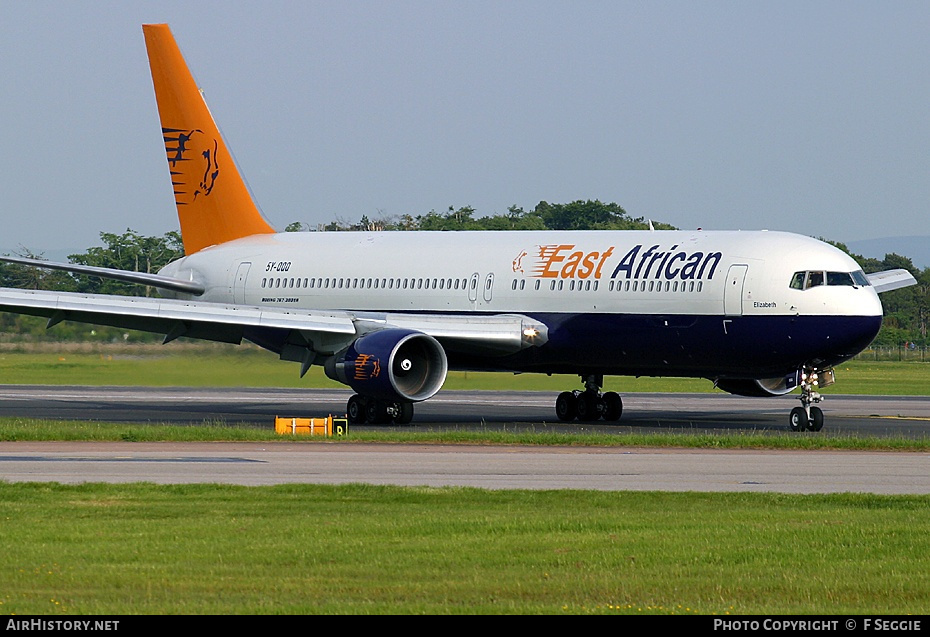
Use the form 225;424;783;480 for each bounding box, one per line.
788;366;831;432
555;375;622;422
347;394;414;425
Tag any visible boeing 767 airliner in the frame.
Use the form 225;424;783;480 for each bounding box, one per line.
0;24;915;431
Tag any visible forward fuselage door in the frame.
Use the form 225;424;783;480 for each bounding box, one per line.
483;273;495;303
234;262;251;304
468;272;479;308
724;264;748;316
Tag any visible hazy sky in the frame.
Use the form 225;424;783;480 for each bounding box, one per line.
1;1;927;257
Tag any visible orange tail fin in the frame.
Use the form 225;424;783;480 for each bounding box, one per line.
143;24;275;255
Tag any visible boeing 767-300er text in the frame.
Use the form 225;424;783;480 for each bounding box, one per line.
0;24;916;431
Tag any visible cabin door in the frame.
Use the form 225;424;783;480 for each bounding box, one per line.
234;262;251;304
483;273;495;303
723;264;748;316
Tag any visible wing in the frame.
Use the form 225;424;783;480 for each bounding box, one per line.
0;287;547;366
866;269;917;294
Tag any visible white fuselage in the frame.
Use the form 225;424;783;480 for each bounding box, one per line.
161;229;881;320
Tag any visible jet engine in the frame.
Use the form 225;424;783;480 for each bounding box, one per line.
714;373;799;397
324;329;448;402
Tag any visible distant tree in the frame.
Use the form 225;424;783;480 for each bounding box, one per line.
0;247;77;292
68;229;184;296
287;200;678;234
532;200;664;231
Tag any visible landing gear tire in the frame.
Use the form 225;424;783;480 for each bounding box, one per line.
365;399;389;425
575;392;600;421
602;392;622;421
347;395;367;425
555;391;577;422
789;406;807;432
393;402;414;425
807;406;824;432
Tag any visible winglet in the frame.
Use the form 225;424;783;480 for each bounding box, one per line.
866;268;917;294
143;24;275;255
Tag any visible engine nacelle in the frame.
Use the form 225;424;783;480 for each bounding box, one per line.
715;373;799;397
324;329;448;402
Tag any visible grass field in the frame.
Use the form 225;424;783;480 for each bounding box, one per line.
2;483;929;615
0;344;928;395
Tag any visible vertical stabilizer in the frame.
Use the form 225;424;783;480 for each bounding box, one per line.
143;24;275;255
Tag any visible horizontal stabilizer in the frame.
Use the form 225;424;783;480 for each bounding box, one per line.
0;255;205;295
866;268;917;294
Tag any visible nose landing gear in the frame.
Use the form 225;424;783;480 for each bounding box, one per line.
788;367;833;432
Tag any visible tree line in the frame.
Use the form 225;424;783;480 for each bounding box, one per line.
0;200;924;348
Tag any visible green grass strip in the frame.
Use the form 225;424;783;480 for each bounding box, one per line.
0;483;927;615
1;418;929;450
0;350;928;394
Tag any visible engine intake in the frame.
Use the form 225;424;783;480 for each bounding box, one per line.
325;329;448;402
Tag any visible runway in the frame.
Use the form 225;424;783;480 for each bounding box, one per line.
0;385;928;494
1;441;929;494
0;385;929;437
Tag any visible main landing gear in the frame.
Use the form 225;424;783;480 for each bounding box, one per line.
788;366;833;432
555;374;623;422
347;394;414;425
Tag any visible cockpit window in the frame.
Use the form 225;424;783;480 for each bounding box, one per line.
827;271;854;286
790;270;871;290
852;270;870;287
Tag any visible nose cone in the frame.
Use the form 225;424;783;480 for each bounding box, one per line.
865;286;885;319
818;292;883;366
